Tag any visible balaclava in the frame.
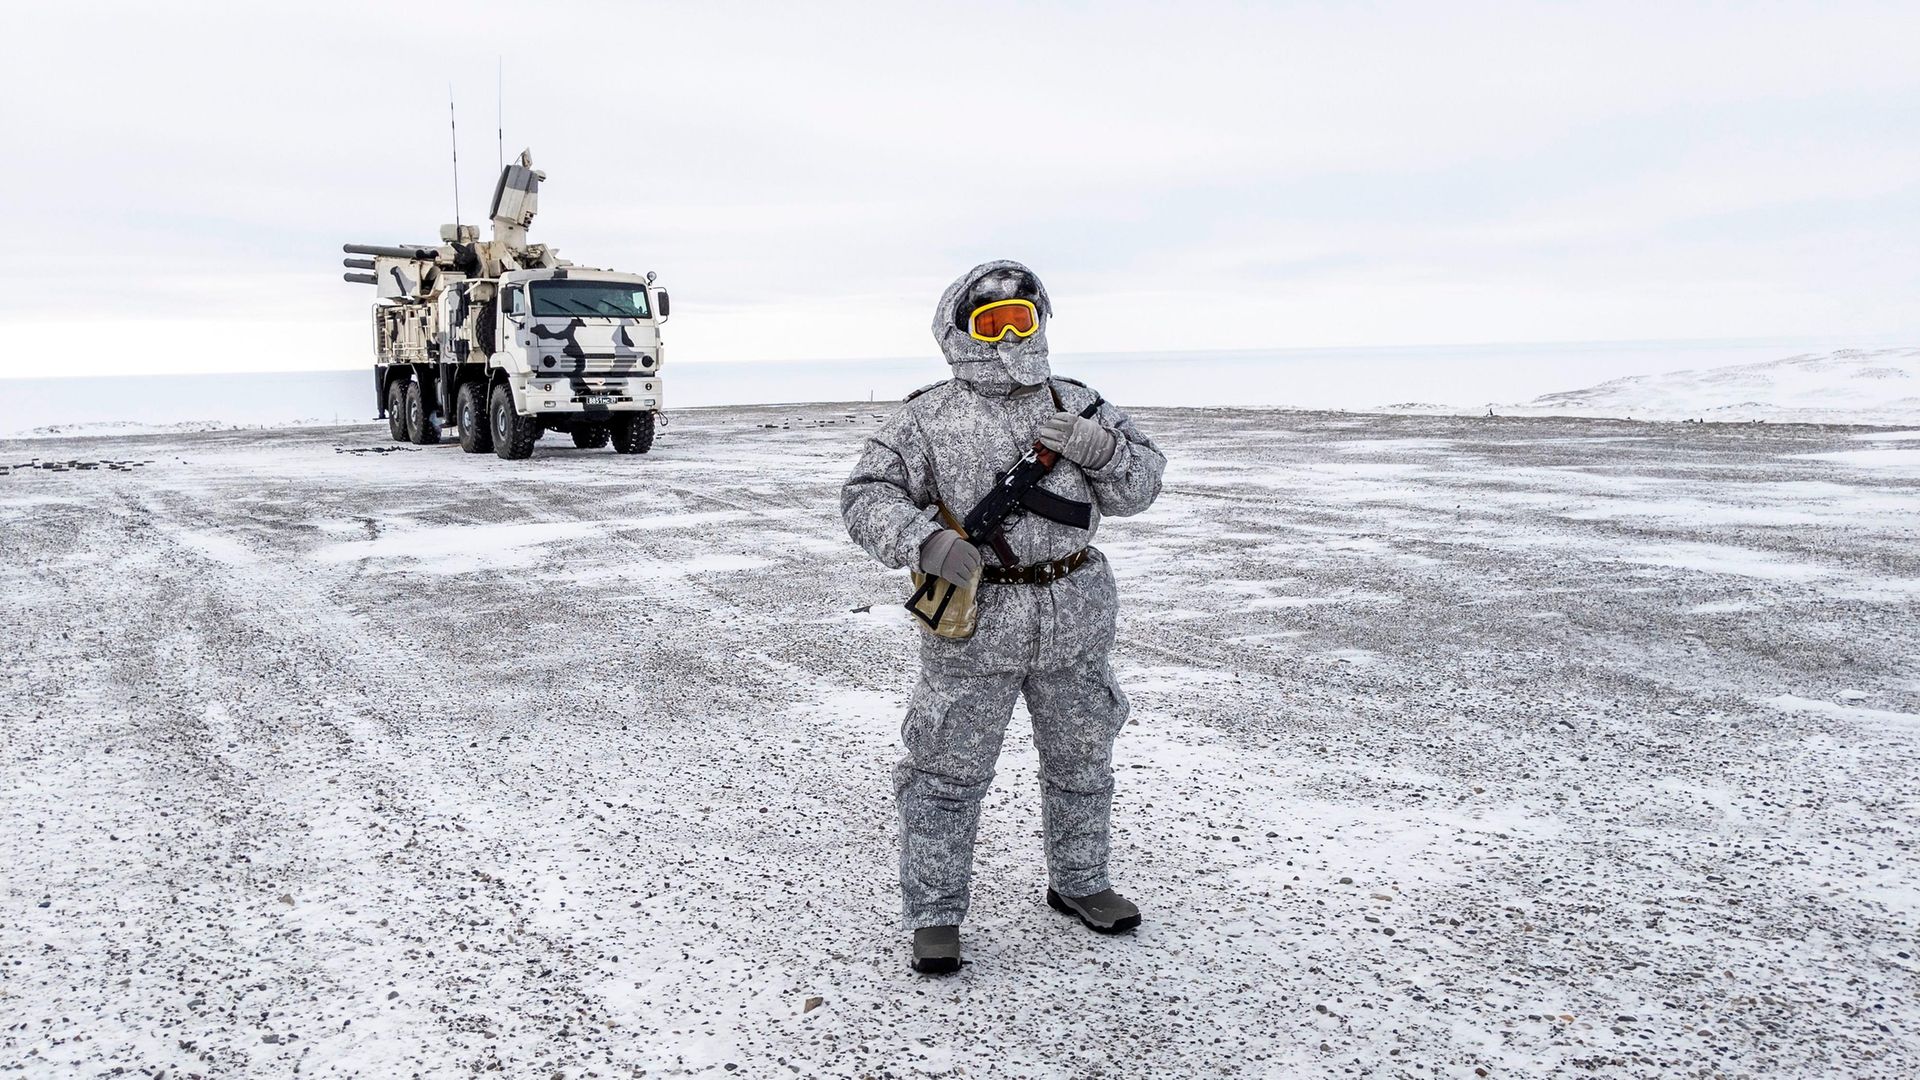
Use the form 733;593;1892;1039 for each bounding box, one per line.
932;259;1053;395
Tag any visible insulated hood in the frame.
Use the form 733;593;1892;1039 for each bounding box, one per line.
932;259;1054;392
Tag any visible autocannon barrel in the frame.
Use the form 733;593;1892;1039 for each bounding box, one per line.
342;257;376;270
343;272;378;285
342;243;439;260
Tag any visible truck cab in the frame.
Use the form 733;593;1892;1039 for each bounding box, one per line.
491;268;668;419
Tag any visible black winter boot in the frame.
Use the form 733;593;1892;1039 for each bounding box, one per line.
1047;888;1142;934
910;925;962;974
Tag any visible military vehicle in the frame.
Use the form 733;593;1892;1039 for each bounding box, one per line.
343;150;669;459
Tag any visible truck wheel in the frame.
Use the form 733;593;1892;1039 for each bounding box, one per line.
386;381;409;442
405;382;441;445
456;382;494;454
611;413;655;455
490;384;537;460
474;303;497;357
571;426;611;449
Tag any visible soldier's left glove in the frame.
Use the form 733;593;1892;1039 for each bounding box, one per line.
1036;411;1117;469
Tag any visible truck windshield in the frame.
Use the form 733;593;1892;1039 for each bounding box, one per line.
530;281;652;318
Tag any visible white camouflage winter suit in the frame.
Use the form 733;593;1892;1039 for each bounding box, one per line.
841;261;1166;929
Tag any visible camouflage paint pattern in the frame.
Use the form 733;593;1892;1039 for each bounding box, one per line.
348;151;667;422
842;261;1166;929
503;274;664;412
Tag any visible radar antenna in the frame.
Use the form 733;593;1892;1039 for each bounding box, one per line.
449;87;461;229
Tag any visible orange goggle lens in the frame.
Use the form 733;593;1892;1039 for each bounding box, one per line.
969;298;1039;342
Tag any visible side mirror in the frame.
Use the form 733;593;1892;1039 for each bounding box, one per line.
656;290;670;319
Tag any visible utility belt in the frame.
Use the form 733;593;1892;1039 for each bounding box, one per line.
980;548;1090;586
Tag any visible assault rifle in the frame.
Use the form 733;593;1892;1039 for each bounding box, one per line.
907;395;1102;630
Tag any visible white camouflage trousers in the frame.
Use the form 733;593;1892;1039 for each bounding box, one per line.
895;550;1130;930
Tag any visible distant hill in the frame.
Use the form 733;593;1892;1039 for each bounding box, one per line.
1501;348;1920;424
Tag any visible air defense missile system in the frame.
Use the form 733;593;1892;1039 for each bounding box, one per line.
343;150;668;459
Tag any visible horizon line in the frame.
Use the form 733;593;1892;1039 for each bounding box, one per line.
1;334;1912;382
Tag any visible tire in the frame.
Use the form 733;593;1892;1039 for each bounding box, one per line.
474;303;497;357
490;384;537;460
386;380;409;442
571;426;611;449
404;381;441;445
611;413;655;455
456;382;493;454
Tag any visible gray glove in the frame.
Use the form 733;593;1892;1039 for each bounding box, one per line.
919;528;982;587
1036;410;1117;469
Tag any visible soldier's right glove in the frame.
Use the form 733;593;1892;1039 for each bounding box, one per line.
919;529;982;587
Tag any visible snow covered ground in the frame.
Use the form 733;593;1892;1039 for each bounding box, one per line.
3;407;1918;1078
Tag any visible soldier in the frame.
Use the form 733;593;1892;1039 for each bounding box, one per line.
842;260;1166;974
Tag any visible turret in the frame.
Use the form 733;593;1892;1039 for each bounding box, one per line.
342;149;563;295
489;149;543;249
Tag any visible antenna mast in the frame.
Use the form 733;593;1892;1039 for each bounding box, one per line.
449;87;461;229
497;57;504;174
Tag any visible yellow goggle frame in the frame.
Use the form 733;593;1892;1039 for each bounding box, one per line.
967;298;1040;342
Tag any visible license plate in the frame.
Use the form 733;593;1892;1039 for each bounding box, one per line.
585;396;614;406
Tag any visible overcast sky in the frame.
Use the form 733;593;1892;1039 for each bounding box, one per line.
4;1;1916;376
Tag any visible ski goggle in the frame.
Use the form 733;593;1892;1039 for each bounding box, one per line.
968;298;1040;342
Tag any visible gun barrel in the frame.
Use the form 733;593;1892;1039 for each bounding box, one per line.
343;272;378;285
343;243;438;260
342;257;376;270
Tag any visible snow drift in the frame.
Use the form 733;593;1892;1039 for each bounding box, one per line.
1500;347;1920;424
